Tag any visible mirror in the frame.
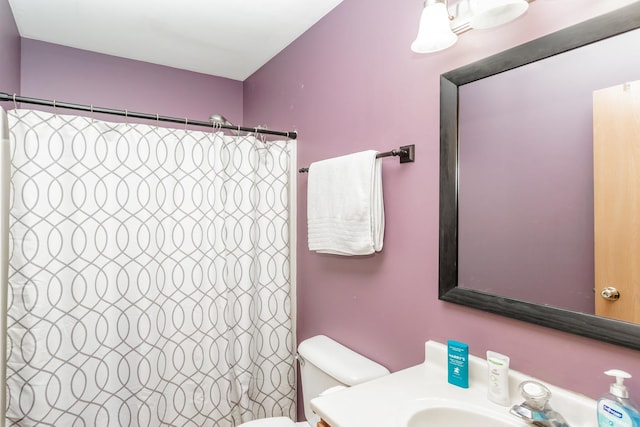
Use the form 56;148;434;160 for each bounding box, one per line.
439;2;640;351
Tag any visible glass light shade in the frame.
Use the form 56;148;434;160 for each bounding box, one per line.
470;0;529;29
411;2;458;53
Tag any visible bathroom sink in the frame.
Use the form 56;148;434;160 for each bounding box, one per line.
311;341;597;427
400;398;527;427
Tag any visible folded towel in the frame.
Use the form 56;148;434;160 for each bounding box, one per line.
307;150;384;255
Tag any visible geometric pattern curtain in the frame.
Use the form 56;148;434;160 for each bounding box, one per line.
5;109;295;426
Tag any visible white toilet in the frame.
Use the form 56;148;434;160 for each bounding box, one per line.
238;335;390;427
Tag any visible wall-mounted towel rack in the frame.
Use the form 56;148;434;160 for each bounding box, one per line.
298;144;415;173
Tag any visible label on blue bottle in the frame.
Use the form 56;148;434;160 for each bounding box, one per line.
597;399;634;427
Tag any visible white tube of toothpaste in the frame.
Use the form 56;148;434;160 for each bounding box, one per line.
487;351;510;406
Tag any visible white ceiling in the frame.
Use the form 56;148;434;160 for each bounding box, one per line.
8;0;344;81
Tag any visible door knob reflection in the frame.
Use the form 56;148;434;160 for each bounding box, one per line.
600;287;621;301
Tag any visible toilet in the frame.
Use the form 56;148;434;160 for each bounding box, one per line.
238;335;390;427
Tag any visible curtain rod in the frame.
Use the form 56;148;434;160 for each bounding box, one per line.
0;92;297;140
298;144;415;173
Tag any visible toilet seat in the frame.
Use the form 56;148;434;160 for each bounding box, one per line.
238;416;309;427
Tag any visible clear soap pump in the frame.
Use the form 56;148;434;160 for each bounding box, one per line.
597;369;640;427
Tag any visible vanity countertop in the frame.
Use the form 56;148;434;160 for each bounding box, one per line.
311;363;470;426
310;340;597;427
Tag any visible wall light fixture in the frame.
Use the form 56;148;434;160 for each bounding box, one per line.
411;0;458;53
411;0;532;53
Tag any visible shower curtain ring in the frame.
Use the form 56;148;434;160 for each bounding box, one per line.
12;94;17;110
257;126;268;144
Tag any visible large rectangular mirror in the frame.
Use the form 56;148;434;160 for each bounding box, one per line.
439;1;640;350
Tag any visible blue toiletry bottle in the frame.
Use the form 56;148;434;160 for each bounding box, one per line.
447;340;469;388
597;369;640;427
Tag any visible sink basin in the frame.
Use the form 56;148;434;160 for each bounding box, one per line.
400;398;528;427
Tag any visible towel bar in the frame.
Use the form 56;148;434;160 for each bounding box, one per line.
298;144;415;173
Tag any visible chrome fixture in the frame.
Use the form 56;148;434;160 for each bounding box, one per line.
209;114;233;127
510;381;570;427
600;286;621;301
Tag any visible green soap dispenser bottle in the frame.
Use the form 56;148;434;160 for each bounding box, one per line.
597;369;640;427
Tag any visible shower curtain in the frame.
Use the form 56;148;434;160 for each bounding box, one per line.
3;108;296;426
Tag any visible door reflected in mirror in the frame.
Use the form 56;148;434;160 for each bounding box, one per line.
592;80;640;324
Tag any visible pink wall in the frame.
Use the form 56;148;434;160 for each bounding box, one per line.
20;39;243;126
244;0;640;407
0;0;20;107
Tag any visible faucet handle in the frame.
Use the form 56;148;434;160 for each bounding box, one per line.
511;381;570;427
519;381;552;410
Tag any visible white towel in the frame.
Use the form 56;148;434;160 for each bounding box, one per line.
307;150;384;255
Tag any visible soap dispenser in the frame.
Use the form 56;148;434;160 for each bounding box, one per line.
597;369;640;427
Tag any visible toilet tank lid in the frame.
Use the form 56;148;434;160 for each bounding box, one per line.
298;335;390;386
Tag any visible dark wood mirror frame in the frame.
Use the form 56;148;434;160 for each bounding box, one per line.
438;2;640;350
